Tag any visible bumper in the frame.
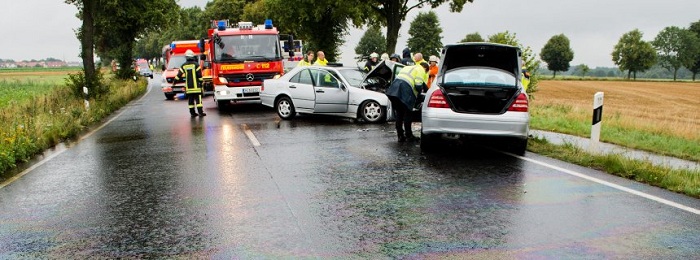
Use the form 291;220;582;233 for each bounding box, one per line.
161;83;185;94
214;85;262;103
421;108;529;139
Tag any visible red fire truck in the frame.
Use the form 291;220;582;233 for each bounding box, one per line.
160;40;209;100
203;19;292;108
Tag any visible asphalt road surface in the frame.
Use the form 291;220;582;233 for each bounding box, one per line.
1;74;698;258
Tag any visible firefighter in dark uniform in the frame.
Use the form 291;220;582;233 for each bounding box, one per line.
175;50;206;117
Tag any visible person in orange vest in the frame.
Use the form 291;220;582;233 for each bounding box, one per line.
175;50;206;117
427;55;439;89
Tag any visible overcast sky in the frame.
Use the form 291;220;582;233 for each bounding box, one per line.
2;0;698;68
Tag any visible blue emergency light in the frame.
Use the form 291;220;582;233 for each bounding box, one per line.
170;43;176;49
264;19;273;29
217;20;226;31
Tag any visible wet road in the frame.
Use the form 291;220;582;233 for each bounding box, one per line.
1;74;699;258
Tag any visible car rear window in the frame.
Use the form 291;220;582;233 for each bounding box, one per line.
443;67;516;87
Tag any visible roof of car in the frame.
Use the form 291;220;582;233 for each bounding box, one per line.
444;42;520;50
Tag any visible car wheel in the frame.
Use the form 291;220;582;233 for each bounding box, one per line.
165;93;175;100
359;100;385;123
507;138;528;156
420;132;440;152
276;96;296;120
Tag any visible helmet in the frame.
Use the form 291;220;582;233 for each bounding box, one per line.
390;54;401;60
185;49;195;58
429;55;439;62
369;52;379;58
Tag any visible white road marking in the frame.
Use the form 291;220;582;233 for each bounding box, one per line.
508;152;700;215
242;124;261;146
0;83;153;190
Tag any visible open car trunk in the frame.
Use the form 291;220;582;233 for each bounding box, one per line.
438;43;522;114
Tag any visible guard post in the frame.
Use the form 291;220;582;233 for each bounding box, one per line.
589;92;604;152
83;86;90;110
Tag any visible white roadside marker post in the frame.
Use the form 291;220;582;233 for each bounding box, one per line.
83;86;90;110
589;92;604;153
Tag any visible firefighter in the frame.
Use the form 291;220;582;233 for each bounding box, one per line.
385;62;429;142
427;55;439;89
389;54;401;63
175;50;206;117
400;48;414;65
521;60;531;92
363;52;379;72
314;51;328;66
297;50;315;67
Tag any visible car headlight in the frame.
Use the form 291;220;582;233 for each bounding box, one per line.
273;74;281;79
218;77;228;84
217;90;230;96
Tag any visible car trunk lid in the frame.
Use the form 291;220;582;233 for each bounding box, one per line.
438;43;522;114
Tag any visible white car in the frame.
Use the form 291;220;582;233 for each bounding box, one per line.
261;65;396;123
421;43;530;154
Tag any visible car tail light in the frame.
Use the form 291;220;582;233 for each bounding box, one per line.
427;89;450;108
508;93;528;112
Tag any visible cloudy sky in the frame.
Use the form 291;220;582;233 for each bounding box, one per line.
2;0;698;68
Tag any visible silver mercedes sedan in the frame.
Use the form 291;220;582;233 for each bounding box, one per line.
421;43;530;154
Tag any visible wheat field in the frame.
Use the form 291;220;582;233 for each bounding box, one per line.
534;80;700;141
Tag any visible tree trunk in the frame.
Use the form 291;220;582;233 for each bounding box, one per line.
552;71;557;79
693;72;697;81
627;70;631;80
633;71;637;80
80;0;97;96
384;2;401;55
673;68;678;81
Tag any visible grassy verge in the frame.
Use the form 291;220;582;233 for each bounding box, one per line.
531;103;700;162
527;137;700;198
0;73;146;178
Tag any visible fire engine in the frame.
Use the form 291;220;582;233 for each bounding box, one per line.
203;19;292;108
160;40;211;100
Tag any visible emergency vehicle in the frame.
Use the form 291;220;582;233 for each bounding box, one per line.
160;40;209;100
203;19;292;108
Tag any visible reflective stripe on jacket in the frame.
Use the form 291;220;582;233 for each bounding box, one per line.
175;61;203;94
396;65;426;97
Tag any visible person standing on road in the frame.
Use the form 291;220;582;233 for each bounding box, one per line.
363;52;379;72
175;50;206;118
297;50;315;67
427;55;439;89
413;53;425;65
521;60;531;92
385;62;429;142
314;51;328;66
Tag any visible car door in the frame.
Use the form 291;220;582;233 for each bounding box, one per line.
312;69;349;113
287;68;316;110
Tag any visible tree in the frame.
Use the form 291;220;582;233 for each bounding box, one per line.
487;31;540;95
65;0;99;96
203;0;248;23
575;64;589;77
134;6;208;63
406;11;443;58
459;32;484;42
363;0;474;55
686;20;700;81
611;29;656;80
355;25;386;61
540;34;574;79
652;26;699;81
245;0;360;62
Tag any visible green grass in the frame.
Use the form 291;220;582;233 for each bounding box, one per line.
527;137;700;198
531;103;700;162
0;73;147;179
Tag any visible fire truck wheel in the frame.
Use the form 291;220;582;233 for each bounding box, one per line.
276;96;296;120
217;100;228;110
165;93;175;100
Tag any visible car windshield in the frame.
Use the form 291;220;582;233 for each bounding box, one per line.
166;56;189;70
214;34;281;62
338;69;366;87
443;67;516;87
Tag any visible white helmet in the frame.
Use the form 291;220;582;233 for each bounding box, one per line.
429;55;439;62
185;49;195;58
370;52;379;58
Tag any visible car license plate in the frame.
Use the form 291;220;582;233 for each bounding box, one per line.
242;87;259;93
173;87;183;92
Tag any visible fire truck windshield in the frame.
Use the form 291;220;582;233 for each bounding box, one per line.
214;34;281;62
166;56;189;70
